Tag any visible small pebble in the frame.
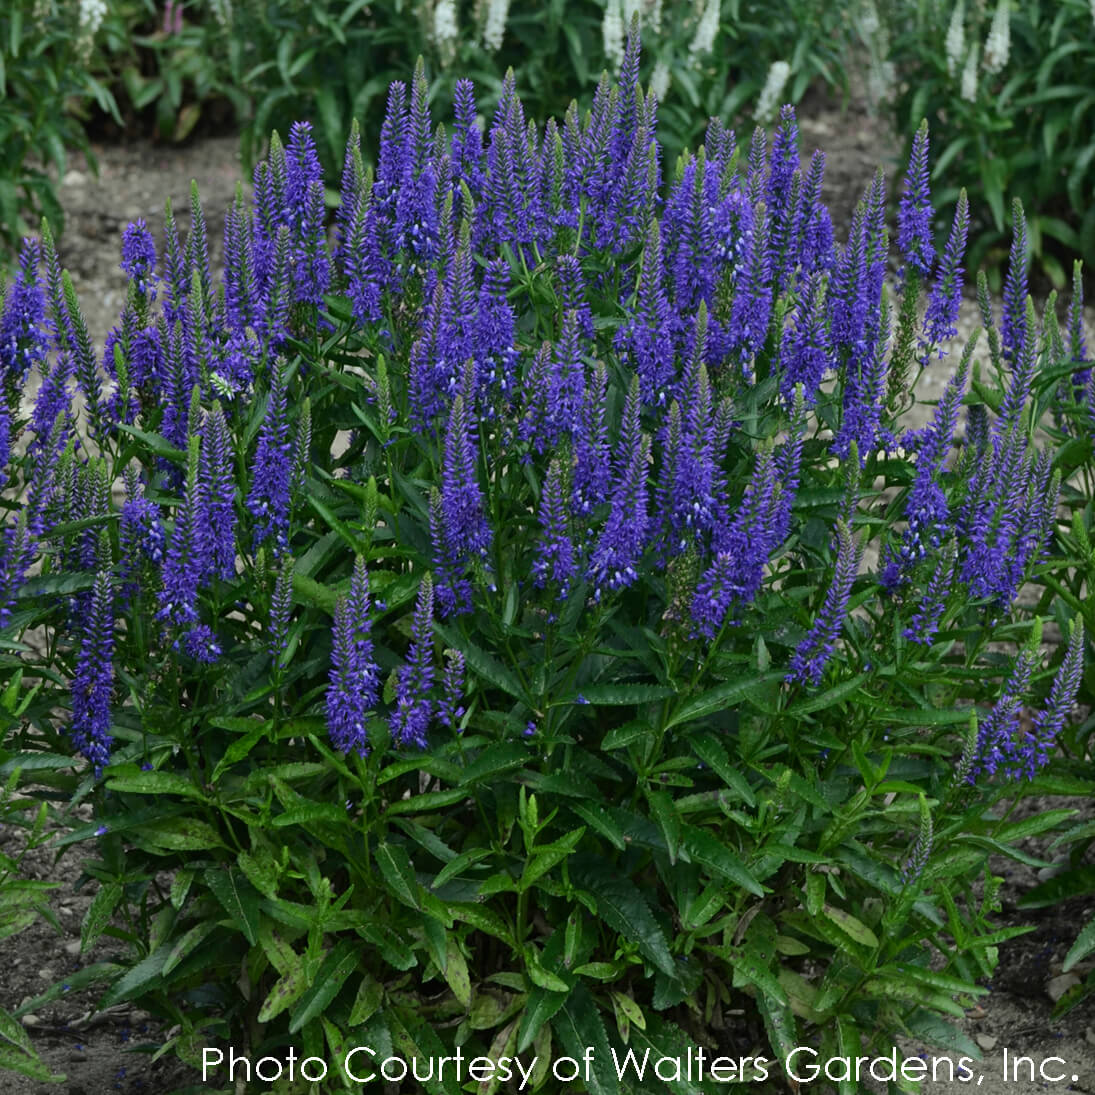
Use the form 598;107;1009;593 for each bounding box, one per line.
975;1033;998;1051
1047;973;1080;1002
21;1013;40;1027
64;940;81;956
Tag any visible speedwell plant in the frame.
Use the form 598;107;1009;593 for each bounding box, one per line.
1;27;1089;1095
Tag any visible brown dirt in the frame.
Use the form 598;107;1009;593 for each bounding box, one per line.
3;93;1094;1095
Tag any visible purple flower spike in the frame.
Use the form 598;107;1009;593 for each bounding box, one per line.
532;457;575;596
71;570;114;776
269;558;294;666
921;189;969;361
201;404;236;580
1;239;50;393
326;556;379;756
157;438;206;627
247;365;292;554
434;369;492;617
898;121;934;280
119;468;164;600
787;521;861;687
390;574;436;749
438;649;466;731
588;379;650;600
1019;624;1084;779
1000;198;1029;364
970;627;1042;782
904;541;957;646
691;446;782;637
178;623;222;663
779;270;829;403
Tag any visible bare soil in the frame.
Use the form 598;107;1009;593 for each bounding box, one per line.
3;93;1094;1095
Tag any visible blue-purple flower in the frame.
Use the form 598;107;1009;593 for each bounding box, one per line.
326;556;379;756
787;521;861;686
390;574;436;749
247;365;292;553
897;121;934;280
71;570;114;775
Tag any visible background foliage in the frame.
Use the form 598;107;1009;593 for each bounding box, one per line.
886;0;1095;287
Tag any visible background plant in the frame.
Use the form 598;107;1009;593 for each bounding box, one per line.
886;0;1095;288
1;32;1090;1094
0;0;122;259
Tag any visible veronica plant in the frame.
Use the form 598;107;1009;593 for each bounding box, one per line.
1;29;1088;1093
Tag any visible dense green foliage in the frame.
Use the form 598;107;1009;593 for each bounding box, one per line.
887;0;1095;287
0;0;121;251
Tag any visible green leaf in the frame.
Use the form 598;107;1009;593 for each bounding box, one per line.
958;835;1052;869
292;572;338;613
688;731;755;805
787;672;869;716
577;682;674;705
555;986;615;1095
237;848;280;899
375;842;421;909
821;905;879;949
527;955;570;993
997;809;1076;843
81;882;122;954
99;944;170;1009
290;940;359;1033
458;743;529;786
205;867;261;946
516;986;569;1054
162;920;219;977
680;825;764;896
646;790;680;864
874;705;972;727
1018;866;1095;908
600;721;649;751
520;826;585;891
105;765;207;800
1063;915;1095;973
666;670;784;729
889;964;988;998
348;974;384;1026
432;848;490;890
571;862;676;977
385;789;468;816
0;1007;34;1057
258;964;311;1024
137;818;224;851
444;936;472;1009
271;803;350;827
757;989;798;1069
902;1009;981;1059
435;625;527;702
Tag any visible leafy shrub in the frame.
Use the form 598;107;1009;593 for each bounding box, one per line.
82;0;855;180
0;0;121;254
2;29;1090;1093
887;0;1095;286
